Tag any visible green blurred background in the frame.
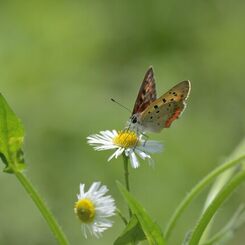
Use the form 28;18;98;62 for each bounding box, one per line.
0;1;245;244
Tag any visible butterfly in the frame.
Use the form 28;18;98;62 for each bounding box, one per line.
129;66;191;133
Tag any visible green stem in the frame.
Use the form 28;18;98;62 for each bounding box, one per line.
123;154;132;218
123;154;130;192
117;208;128;225
164;155;245;240
14;171;69;245
189;170;245;245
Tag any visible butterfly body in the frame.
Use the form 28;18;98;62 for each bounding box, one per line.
129;67;191;133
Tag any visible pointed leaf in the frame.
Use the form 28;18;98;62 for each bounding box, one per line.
200;138;245;243
117;181;166;245
200;205;245;245
114;215;145;245
0;94;25;173
188;170;245;245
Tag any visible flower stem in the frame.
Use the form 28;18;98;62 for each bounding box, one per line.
14;170;69;245
123;154;132;218
123;154;130;192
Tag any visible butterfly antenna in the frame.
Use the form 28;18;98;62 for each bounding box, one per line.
111;98;132;113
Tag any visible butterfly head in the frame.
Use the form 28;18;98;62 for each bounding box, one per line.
126;113;144;133
131;114;138;124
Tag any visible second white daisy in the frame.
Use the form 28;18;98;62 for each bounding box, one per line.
74;182;116;238
87;130;163;168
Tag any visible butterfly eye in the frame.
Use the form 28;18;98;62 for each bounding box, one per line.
131;116;137;124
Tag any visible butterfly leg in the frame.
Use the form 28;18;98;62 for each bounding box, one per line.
141;132;149;147
133;127;148;150
132;127;141;150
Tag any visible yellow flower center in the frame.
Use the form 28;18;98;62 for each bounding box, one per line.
113;131;138;148
74;198;95;223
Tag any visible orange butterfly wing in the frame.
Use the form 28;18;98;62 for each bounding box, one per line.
140;80;191;132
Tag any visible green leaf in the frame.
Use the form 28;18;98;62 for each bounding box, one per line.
164;138;245;240
200;138;245;242
188;170;245;245
117;181;166;245
0;94;25;173
114;215;145;245
201;205;245;245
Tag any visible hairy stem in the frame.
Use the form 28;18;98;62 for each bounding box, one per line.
123;154;132;218
15;171;69;245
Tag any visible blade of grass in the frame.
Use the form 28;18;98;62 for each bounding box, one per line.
164;154;245;240
200;205;245;245
200;138;245;243
188;170;245;245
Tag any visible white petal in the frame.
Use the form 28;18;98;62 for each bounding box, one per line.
93;185;109;199
128;150;140;168
81;224;88;239
139;140;163;153
147;157;155;166
78;183;85;199
86;182;101;198
115;147;124;158
87;130;116;149
102;130;117;139
135;149;155;166
135;149;151;160
87;136;112;146
108;147;124;161
93;145;118;151
107;150;118;161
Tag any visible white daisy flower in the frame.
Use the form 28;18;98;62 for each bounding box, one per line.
74;182;116;238
87;130;163;168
